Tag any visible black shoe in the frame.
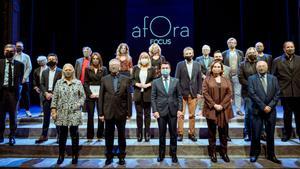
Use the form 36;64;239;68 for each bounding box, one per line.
267;156;281;164
177;135;183;141
172;155;178;163
157;156;164;162
145;133;150;142
57;155;64;164
72;155;78;164
8;137;15;146
250;156;258;162
105;158;113;165
0;138;3;143
35;136;48;144
227;136;231;141
188;135;197;142
137;133;142;142
237;111;244;116
118;158;125;165
244;135;250;142
281;136;290;142
210;153;217;163
260;133;267;141
221;153;230;162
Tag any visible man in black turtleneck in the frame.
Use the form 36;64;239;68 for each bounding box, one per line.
272;41;300;142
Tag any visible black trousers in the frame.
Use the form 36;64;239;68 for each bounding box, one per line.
0;88;17;138
135;94;151;138
42;99;59;137
281;97;300;138
105;118;127;159
58;126;79;156
250;111;276;157
206;119;228;155
157;113;177;157
86;99;104;139
18;82;31;110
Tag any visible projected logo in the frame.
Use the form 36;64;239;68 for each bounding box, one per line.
131;16;190;45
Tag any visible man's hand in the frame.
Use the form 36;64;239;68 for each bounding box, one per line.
135;83;142;88
51;109;57;120
153;112;160;119
90;94;97;99
22;78;26;84
99;116;105;122
177;111;184;119
197;94;203;100
264;106;272;113
34;87;40;94
45;92;53;100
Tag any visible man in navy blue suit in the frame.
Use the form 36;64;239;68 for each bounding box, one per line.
248;61;281;164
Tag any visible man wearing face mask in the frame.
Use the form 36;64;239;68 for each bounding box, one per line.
0;44;24;146
35;53;62;144
175;47;202;142
14;41;32;117
152;61;183;163
98;59;132;166
272;41;300;142
248;61;281;164
33;56;48;117
238;47;258;142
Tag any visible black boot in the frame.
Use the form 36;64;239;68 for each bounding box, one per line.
144;132;150;142
57;154;65;165
71;136;79;164
137;131;143;142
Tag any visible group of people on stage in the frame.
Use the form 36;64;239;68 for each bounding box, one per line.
0;38;299;165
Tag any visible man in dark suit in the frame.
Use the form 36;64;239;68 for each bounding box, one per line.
272;41;300;142
248;61;281;164
152;61;183;163
32;55;48;117
35;53;62;144
175;47;202;142
98;59;132;166
0;44;24;146
222;37;244;116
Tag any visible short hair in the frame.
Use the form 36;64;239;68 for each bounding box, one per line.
209;61;224;76
227;37;237;44
37;55;47;62
202;45;211;51
16;41;24;45
214;50;222;55
82;46;91;51
161;61;171;69
47;53;57;58
183;47;194;54
4;44;16;50
109;58;120;65
283;41;295;48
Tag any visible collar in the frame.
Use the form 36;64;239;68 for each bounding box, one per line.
162;76;170;81
185;59;193;64
6;58;14;63
49;66;57;72
63;78;77;84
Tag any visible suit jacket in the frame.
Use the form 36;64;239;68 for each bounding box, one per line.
238;60;257;97
257;53;273;70
195;55;213;75
248;74;280;115
0;59;24;98
32;67;43;88
151;77;183;117
202;76;233;123
83;66;108;100
222;49;244;69
175;60;202;97
131;66;155;102
98;74;132;120
272;54;300;97
75;57;90;79
40;67;62;96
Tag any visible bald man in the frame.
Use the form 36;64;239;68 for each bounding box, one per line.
255;42;273;70
248;61;281;164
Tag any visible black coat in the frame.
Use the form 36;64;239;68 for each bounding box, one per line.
40;67;62;95
238;60;257;97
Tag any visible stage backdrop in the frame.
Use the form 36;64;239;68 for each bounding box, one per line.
126;0;194;69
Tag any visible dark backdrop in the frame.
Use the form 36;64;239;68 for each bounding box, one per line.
0;0;299;105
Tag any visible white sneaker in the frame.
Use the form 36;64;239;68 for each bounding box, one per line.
25;111;32;117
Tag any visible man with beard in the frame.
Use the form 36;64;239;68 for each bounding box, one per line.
272;41;300;142
35;53;62;144
0;44;24;145
255;42;273;70
98;59;132;166
238;47;258;141
248;61;281;164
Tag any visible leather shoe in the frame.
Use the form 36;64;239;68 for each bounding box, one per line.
57;155;64;164
105;158;113;165
236;111;244;116
118;158;125;165
250;156;258;162
8;137;15;146
137;133;142;142
281;136;290;142
221;153;230;162
172;155;178;163
35;136;48;144
0;138;3;143
188;135;197;142
72;155;78;164
260;133;266;141
145;133;150;142
267;156;281;164
210;153;217;163
227;136;231;141
157;156;164;162
244;134;250;142
177;135;183;141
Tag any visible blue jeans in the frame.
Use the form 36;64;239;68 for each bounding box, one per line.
244;96;253;137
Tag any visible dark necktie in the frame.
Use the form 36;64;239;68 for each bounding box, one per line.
164;78;169;93
8;61;12;87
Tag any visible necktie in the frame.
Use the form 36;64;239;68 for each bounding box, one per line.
260;75;267;94
8;61;12;87
164;78;169;93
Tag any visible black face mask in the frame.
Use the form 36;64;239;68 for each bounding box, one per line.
5;51;15;59
47;61;57;67
259;72;266;76
185;57;192;62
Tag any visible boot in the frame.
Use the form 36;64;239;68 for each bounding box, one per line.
71;136;79;164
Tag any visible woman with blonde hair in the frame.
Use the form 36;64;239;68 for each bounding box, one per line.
116;43;133;77
148;43;166;78
51;63;86;165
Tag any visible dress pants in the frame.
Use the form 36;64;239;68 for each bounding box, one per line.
281;97;300;138
42;99;59;137
178;95;197;136
86;99;104;139
58;126;79;157
135;93;151;138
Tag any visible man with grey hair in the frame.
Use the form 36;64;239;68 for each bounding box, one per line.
14;41;32;117
222;37;244;116
33;55;48;117
196;45;213;79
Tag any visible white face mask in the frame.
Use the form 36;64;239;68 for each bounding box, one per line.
140;59;149;65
